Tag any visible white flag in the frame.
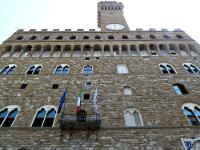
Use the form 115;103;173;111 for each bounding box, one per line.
93;87;98;113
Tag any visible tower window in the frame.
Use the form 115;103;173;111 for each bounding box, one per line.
0;64;17;75
108;35;114;40
85;81;93;89
30;36;37;40
149;34;156;39
173;83;188;95
26;64;42;75
43;36;50;40
83;65;93;75
95;35;101;39
163;34;170;39
124;108;143;127
56;36;63;40
176;34;183;39
70;35;76;40
0;105;20;127
117;65;129;74
159;63;176;74
183;63;200;74
20;84;27;89
122;35;128;39
136;35;142;39
83;36;89;39
31;106;57;127
16;36;23;40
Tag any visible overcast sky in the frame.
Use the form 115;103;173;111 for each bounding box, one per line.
0;0;200;44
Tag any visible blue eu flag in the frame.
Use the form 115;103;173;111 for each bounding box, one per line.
58;89;67;113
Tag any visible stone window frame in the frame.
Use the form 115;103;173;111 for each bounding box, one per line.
183;63;200;75
123;86;132;96
54;64;70;75
82;65;93;75
117;64;129;74
182;103;200;126
30;105;57;127
159;63;177;74
0;64;17;75
0;105;21;127
124;108;143;127
25;64;43;75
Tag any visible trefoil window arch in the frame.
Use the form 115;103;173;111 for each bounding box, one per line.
54;64;69;75
31;105;57;127
0;105;20;127
83;65;93;75
159;63;176;74
183;63;200;74
0;64;17;75
124;108;143;127
26;64;42;75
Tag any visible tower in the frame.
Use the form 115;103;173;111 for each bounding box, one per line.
98;1;130;31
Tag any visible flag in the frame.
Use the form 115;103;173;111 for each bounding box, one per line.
93;87;98;113
75;91;82;113
57;89;67;113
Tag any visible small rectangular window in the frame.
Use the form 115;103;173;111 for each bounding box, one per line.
52;84;59;89
83;93;90;100
85;57;90;60
20;84;27;89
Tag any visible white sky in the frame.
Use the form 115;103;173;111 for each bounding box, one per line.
0;0;200;44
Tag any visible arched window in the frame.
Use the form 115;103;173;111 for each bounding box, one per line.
159;44;169;56
32;45;41;57
72;45;81;57
123;86;132;96
21;45;32;57
172;83;188;95
139;44;148;56
169;44;179;55
0;64;17;75
130;45;138;56
54;64;69;75
56;36;63;40
176;34;183;39
183;63;200;74
182;103;200;126
93;45;101;56
83;65;93;75
42;45;51;57
104;45;111;56
124;108;143;127
149;44;158;56
95;35;101;40
26;64;42;75
83;35;89;39
31;105;57;127
149;34;156;39
108;35;114;40
179;44;189;56
16;36;23;40
117;65;129;74
0;105;20;127
136;35;142;39
1;45;12;57
11;45;22;57
122;35;128;39
159;63;176;74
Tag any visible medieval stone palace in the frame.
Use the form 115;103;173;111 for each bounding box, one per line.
0;1;200;149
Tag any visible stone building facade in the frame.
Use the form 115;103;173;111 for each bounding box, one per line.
0;1;200;150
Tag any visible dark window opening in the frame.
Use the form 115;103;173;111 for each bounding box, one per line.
83;36;89;39
34;66;42;74
108;35;114;40
149;34;156;39
56;36;63;40
136;35;142;39
27;66;35;75
43;109;56;127
0;109;8;125
85;57;90;60
20;84;27;89
52;84;59;89
70;35;76;40
30;36;36;40
176;34;183;39
96;57;100;59
173;83;189;95
43;36;50;40
83;93;90;100
2;109;18;127
95;35;101;39
32;109;45;127
16;36;23;40
122;35;128;39
163;35;170;38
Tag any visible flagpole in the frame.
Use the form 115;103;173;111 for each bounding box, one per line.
62;87;67;114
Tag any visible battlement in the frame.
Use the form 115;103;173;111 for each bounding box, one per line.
98;1;124;11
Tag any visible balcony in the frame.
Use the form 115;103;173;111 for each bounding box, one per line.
60;113;101;130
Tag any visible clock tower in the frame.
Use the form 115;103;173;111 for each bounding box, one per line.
98;1;130;31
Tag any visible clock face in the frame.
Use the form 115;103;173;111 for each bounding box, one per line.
105;24;125;31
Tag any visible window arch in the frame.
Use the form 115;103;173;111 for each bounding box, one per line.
122;35;128;39
32;45;41;57
54;64;69;75
93;44;102;56
83;65;93;75
1;45;12;57
0;64;17;75
124;108;143;127
26;64;42;75
83;35;89;39
139;44;148;56
149;34;156;39
95;35;101;40
0;105;20;127
108;35;114;40
183;63;200;74
159;63;176;74
31;105;57;127
159;44;169;56
172;83;188;95
123;86;132;96
104;45;111;56
11;45;22;57
182;103;200;126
